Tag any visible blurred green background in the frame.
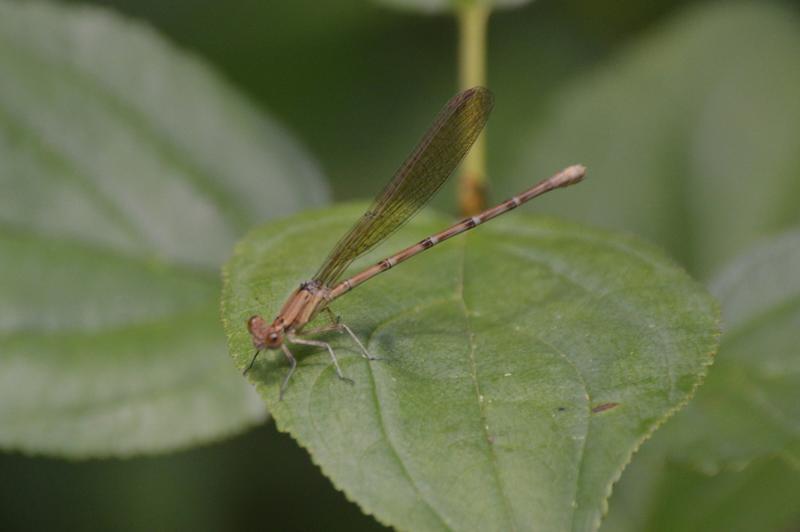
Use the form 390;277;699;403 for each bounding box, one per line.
1;0;799;530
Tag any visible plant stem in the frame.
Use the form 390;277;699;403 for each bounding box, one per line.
457;2;490;216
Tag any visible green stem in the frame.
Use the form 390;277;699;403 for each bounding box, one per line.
457;2;489;215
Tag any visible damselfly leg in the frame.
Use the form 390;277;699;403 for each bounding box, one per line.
279;344;297;400
321;307;378;361
287;334;355;386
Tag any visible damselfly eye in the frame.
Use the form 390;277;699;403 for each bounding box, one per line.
247;315;263;334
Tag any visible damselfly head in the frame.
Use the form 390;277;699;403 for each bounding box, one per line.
247;315;284;350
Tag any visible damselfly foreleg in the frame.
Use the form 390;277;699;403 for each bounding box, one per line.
279;344;297;400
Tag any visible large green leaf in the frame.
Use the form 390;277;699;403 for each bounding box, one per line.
506;2;800;279
222;204;718;531
0;0;328;456
654;228;800;473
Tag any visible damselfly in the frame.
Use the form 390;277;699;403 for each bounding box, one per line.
246;87;585;398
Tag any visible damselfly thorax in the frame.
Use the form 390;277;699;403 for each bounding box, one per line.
247;281;330;349
245;87;585;399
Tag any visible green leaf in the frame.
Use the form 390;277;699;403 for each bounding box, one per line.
373;0;531;15
222;205;718;531
505;2;800;279
603;442;800;532
653;228;800;473
641;459;800;532
0;1;328;456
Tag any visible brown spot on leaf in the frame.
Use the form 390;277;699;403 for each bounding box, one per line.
591;402;620;414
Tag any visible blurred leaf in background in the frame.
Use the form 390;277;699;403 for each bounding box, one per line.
505;1;800;280
665;229;800;473
0;0;327;457
602;440;800;532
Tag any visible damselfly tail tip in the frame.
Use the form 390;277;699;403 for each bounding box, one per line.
559;164;587;187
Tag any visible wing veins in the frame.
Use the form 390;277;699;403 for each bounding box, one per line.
313;87;494;286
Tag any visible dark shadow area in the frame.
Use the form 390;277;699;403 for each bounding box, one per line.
0;422;388;532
